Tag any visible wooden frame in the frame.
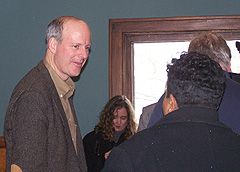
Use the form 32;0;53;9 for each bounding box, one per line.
109;15;240;105
0;136;5;148
0;136;6;171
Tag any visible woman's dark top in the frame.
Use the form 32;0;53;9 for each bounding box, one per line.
83;130;127;172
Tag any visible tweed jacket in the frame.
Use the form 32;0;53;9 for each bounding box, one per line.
102;107;240;172
4;60;87;172
137;103;156;132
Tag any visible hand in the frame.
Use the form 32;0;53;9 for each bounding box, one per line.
104;150;112;159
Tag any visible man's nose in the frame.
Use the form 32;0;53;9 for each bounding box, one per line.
78;46;89;58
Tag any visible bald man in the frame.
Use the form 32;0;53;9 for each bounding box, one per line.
4;16;91;172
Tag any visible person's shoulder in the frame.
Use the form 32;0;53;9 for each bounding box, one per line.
229;72;240;83
120;128;156;149
226;75;240;90
84;130;96;137
9;61;47;98
83;130;97;141
16;61;48;88
142;103;157;112
144;103;157;108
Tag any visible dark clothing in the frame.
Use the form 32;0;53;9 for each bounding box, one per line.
102;107;240;172
147;93;164;128
218;71;240;134
229;72;240;83
4;60;87;172
148;71;240;134
83;131;126;172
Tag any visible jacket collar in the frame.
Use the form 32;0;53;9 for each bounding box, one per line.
154;107;229;129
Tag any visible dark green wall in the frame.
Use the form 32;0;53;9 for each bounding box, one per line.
1;0;239;137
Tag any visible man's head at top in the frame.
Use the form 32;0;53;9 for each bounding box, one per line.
163;52;226;115
188;32;231;72
45;16;91;81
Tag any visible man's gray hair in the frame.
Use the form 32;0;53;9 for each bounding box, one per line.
45;16;79;49
188;32;231;71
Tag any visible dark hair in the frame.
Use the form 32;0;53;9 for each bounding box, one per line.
94;95;137;141
188;32;231;71
166;52;226;109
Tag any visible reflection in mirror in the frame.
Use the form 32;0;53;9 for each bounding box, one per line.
134;41;240;122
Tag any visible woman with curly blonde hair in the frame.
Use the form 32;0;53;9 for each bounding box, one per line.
83;95;137;172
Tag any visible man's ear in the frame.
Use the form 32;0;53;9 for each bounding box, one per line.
169;94;179;113
48;37;58;54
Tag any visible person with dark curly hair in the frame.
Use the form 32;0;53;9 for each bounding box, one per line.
83;95;137;172
102;52;240;171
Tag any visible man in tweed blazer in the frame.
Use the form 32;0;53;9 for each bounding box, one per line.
4;16;91;172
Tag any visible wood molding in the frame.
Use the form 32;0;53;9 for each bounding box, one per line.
0;136;5;148
0;136;6;172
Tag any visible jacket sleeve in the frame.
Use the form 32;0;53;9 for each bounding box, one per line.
7;91;48;172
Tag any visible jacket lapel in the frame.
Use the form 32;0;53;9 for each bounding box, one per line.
69;97;87;171
37;61;87;171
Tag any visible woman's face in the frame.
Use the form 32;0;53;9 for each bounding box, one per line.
113;107;128;132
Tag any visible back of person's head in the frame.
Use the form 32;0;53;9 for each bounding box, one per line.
188;32;231;71
95;95;136;141
166;52;226;109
